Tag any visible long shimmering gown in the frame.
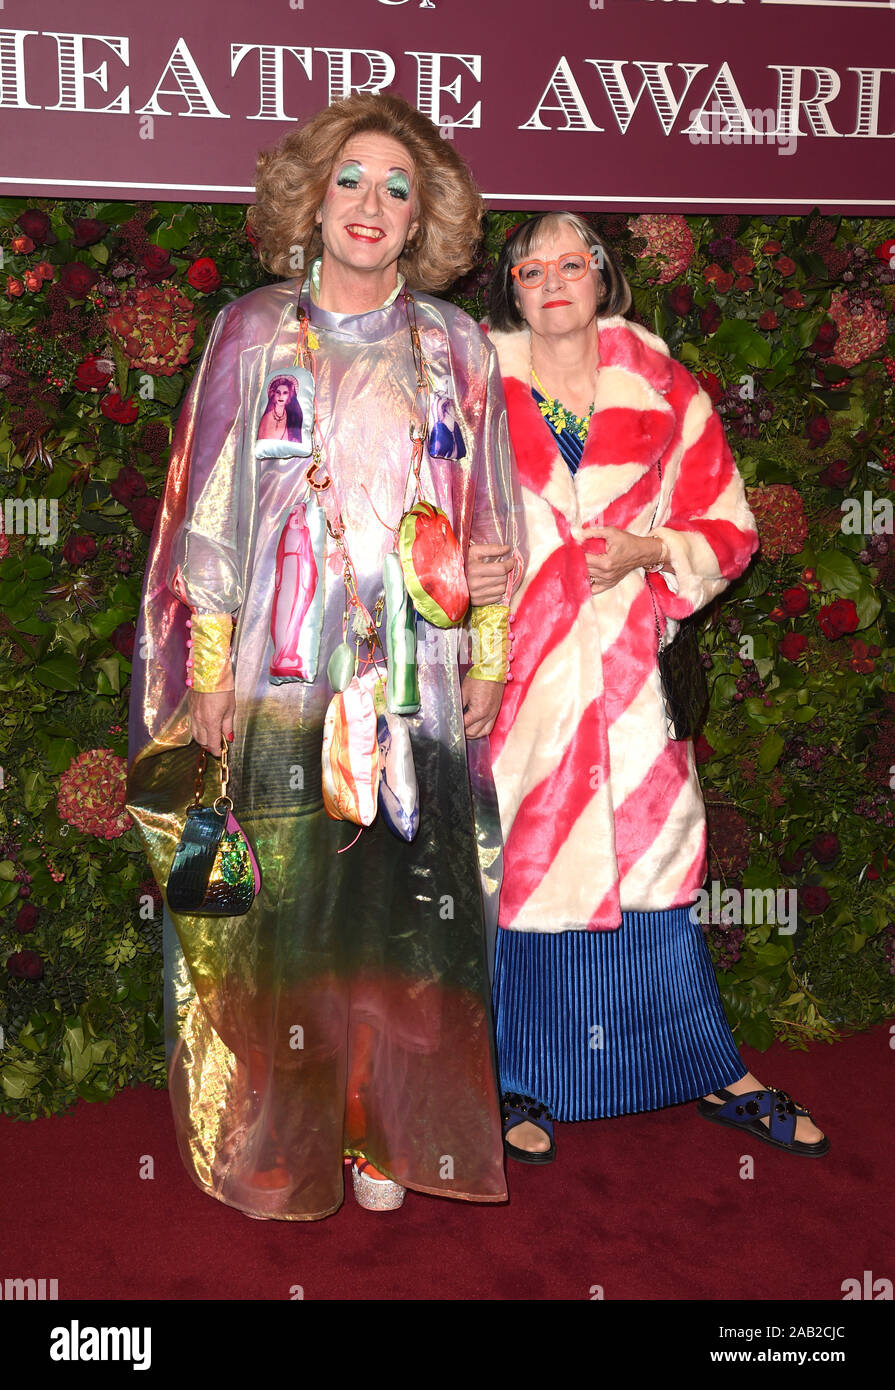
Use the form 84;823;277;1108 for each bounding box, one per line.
126;268;524;1220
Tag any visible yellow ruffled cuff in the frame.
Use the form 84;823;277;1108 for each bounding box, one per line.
467;603;512;683
186;612;235;693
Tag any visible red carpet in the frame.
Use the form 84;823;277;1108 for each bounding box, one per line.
2;1024;891;1301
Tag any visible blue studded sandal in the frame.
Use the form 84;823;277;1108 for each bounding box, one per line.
696;1085;829;1157
502;1091;556;1165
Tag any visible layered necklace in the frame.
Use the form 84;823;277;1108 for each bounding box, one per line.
297;284;432;663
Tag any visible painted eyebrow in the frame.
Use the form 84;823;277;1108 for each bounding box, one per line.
335;162;413;177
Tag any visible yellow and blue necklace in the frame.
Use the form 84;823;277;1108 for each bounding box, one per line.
530;368;594;444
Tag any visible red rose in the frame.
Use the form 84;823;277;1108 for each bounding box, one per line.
15;903;39;934
758;310;778;331
141;246;174;282
817;598;859;640
779;632;808;662
819;458;852;488
7;950;44;979
72;217;108;248
703;264;734;292
668;285;694;317
700;302;722;335
6;277;25;298
11;234;35;255
781;585;810;616
187;256;221;293
732;253;755;274
63;533;98;566
801;886;830;916
109;464;148;506
695;370;723;404
734;275;754;292
782;289;806;310
74;355;114;392
762;239;782;254
24;271;43;293
35;260;54;283
849;638;875;674
806;414;831;447
778;846;805;873
100;392;139;425
17;209;53;245
774;256;796;276
811;320;839;357
131;495;160;535
60;261;99;298
111;622;136;660
811;832;841;864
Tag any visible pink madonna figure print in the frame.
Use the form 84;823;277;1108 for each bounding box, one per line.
270;499;326;683
255;368;314;459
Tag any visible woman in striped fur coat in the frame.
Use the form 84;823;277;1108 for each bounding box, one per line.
467;212;828;1163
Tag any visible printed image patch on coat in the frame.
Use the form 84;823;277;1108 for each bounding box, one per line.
427;393;467;460
255;367;314;459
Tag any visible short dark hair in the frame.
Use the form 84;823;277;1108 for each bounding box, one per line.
487;212;632;331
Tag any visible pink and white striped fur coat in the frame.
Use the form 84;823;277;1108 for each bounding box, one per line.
487;316;758;931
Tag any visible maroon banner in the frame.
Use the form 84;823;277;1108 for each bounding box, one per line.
1;0;894;211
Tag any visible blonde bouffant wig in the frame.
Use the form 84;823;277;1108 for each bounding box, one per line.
249;91;485;292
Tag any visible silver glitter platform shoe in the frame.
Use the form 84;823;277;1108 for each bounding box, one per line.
351;1158;406;1211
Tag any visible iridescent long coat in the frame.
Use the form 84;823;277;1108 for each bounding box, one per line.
126;271;524;1220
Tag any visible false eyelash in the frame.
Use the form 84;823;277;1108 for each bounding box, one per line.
387;184;410;201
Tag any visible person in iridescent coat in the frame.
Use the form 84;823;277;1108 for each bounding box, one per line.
126;93;526;1220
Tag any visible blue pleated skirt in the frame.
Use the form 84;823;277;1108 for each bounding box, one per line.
491;908;747;1122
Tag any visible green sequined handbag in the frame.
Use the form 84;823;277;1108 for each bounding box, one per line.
166;739;261;916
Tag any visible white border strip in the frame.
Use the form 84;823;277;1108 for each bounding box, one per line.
1;177;894;208
762;1;890;8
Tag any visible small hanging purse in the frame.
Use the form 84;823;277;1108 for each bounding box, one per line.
648;598;709;740
166;738;261;916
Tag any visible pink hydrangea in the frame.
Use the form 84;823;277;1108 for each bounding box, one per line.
827;290;888;368
106;283;196;377
57;748;132;838
745;484;809;562
628;214;694;283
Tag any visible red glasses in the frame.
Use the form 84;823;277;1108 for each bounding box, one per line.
511;251;598;289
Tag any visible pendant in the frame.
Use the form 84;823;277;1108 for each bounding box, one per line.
377;711;419;842
427;392;467;461
327;640;354;693
383;551;420;714
321;668;381;827
398;500;469;628
268;493;326;683
255;367;314;459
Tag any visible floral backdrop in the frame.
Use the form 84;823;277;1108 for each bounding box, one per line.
1;197;893;1118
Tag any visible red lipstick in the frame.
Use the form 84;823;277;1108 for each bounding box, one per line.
345;224;385;241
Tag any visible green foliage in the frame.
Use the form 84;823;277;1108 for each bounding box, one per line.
1;199;894;1118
